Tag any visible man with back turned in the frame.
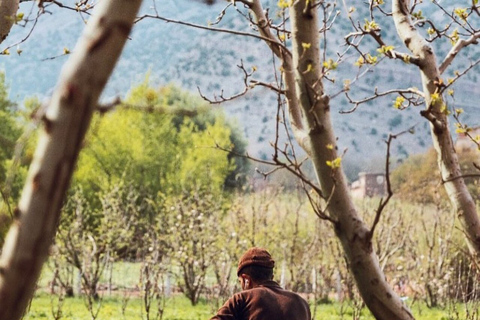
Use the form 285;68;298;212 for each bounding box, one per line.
210;247;311;320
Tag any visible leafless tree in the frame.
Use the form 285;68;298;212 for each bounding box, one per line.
391;0;480;258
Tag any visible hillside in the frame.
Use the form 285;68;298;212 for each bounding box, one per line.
0;0;478;176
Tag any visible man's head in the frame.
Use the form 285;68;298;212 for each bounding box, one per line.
237;247;275;290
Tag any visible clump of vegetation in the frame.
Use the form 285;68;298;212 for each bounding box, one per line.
391;148;480;205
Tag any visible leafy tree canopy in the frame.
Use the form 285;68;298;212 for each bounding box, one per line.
73;81;247;203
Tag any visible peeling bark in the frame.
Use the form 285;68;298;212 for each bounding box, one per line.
0;1;142;319
392;0;480;257
0;0;19;43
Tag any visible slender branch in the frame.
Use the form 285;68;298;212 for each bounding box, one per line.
452;111;480;151
441;58;480;93
1;8;41;54
341;87;424;114
0;188;13;218
474;163;480;172
344;28;420;67
329;60;374;101
250;80;285;94
49;0;94;14
95;97;205;118
134;14;291;55
440;32;480;74
209;2;233;26
368;125;416;240
443;174;480;183
197;60;257;104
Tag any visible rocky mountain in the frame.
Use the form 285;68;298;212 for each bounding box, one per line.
0;0;478;176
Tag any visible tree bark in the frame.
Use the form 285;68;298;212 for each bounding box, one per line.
0;0;142;318
245;0;414;318
0;0;19;43
392;0;480;257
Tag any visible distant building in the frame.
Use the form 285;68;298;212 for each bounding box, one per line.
350;172;386;198
455;127;480;153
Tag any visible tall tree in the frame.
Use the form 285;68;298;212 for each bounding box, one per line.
392;0;480;257
235;1;413;318
0;0;142;318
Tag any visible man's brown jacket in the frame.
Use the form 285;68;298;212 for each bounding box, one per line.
210;280;311;320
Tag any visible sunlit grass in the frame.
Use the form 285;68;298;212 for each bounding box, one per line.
25;293;477;320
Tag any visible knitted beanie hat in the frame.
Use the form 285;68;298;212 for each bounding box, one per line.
237;247;275;276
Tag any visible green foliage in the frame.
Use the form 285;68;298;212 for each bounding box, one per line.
177;118;234;193
391;148;480;204
0;72;22;246
26;282;479;319
74;106;178;199
391;149;444;204
0;72;20;184
74;81;247;200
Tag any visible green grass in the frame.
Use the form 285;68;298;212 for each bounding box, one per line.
25;294;213;320
24;293;475;320
32;260;479;319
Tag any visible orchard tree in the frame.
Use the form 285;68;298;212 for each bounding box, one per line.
212;0;416;318
391;0;480;258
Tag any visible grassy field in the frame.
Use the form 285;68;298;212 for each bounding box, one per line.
24;293;475;320
28;260;480;320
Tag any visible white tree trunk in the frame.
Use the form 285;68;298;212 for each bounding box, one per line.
0;0;19;43
392;0;480;257
0;0;142;318
288;2;412;318
244;0;413;318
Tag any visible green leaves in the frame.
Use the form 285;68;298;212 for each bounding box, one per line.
355;53;377;67
363;19;379;32
411;10;424;20
450;29;459;45
74;82;240;199
277;0;293;9
322;58;338;71
326;157;342;169
393;96;406;109
454;8;469;21
377;45;395;56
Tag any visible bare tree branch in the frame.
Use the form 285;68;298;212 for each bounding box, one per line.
342;87;424;114
368;125;416;240
134;13;290;55
393;0;480;260
440;32;480;74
